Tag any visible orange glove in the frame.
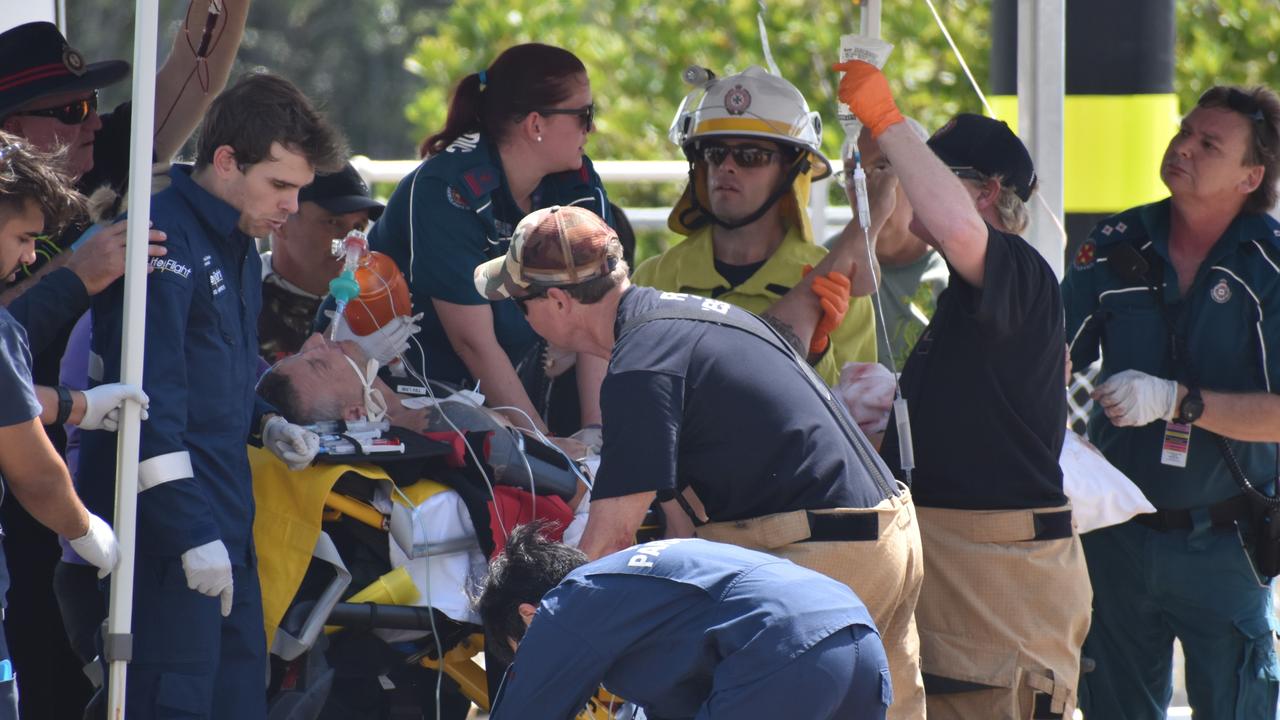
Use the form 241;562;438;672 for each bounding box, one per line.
832;60;904;138
803;264;852;356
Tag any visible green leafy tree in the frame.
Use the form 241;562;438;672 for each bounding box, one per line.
1176;1;1280;109
405;0;991;258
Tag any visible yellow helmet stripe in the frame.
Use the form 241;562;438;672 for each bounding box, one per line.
693;117;801;138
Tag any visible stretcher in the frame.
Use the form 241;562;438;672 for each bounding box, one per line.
252;420;634;719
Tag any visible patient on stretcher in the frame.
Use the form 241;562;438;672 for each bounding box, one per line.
253;333;594;631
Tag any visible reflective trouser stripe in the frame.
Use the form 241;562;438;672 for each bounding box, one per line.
138;451;193;491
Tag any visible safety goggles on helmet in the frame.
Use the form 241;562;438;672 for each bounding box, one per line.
12;90;97;125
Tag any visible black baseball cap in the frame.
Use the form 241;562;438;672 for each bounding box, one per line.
927;113;1037;202
0;22;129;119
298;162;384;221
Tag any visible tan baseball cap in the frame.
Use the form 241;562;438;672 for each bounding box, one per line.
474;205;621;300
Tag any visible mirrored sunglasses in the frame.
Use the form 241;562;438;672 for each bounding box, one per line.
700;143;777;168
13;90;98;125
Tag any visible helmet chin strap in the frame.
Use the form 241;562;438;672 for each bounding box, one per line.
681;153;810;231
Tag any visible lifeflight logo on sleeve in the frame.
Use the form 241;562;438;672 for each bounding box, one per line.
148;257;192;279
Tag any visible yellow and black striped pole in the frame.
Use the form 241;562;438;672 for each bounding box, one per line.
990;0;1177;261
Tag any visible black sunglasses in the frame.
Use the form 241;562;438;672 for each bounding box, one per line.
949;166;988;182
533;103;594;130
513;289;548;315
700;142;777;169
13;90;98;125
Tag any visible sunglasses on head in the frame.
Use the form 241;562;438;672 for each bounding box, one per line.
1217;88;1266;124
13;90;98;125
700;142;777;168
534;103;594;130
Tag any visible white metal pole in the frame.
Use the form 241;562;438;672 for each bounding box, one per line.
859;0;882;37
107;0;160;715
1017;0;1066;278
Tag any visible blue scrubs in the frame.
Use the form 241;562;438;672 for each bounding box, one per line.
491;539;890;720
0;306;44;720
80;165;273;719
1063;200;1280;718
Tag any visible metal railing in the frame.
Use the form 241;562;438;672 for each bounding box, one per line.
349;156;854;236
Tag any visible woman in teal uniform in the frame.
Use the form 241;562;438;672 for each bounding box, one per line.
369;43;611;434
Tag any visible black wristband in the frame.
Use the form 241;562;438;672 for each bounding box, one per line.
54;385;73;426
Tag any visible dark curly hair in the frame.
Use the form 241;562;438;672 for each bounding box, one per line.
476;521;585;664
0;130;85;232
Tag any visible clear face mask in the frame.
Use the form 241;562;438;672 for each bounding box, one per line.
342;353;388;422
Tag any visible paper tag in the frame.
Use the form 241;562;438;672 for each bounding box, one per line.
1160;421;1191;468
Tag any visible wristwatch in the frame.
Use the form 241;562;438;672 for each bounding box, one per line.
1176;386;1204;424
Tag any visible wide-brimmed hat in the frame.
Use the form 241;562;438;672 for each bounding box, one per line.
0;22;129;119
473;205;621;300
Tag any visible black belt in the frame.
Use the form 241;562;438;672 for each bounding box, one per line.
1030;510;1074;541
1133;494;1254;532
800;512;879;543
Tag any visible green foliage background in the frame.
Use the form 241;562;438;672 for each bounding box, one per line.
403;0;1280;259
405;0;992;257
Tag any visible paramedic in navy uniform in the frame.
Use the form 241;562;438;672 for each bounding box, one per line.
77;74;345;719
479;525;891;719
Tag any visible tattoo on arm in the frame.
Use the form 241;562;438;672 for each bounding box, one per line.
761;314;806;355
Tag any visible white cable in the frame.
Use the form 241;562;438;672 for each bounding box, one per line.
921;0;1069;245
492;406;594;492
388;484;445;720
401;333;509;540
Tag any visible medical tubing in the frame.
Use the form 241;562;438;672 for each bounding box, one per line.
493;405;594;492
387;484;445;719
852;152;911;480
401;334;509;538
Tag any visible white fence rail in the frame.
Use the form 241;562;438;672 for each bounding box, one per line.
350;156;853;236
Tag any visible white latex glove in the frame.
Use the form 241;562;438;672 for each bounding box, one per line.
79;383;149;431
836;362;897;436
1091;369;1178;427
68;513;119;579
568;424;603;454
182;540;234;617
329;312;423;365
262;415;320;471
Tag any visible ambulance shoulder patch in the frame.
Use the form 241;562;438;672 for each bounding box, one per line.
1073;240;1097;269
446;185;469;210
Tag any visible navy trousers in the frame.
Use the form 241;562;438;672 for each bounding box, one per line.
126;555;266;719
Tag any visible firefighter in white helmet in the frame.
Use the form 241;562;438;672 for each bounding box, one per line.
634;66;881;385
633;65;927;720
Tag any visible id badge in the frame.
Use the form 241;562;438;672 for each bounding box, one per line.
1160;421;1192;468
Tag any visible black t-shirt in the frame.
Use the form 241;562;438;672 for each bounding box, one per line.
713;258;766;289
592;286;892;520
879;225;1067;510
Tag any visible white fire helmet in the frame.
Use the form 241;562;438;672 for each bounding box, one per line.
670;65;832;179
668;66;831;239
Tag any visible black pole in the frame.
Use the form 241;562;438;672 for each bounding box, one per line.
990;0;1177;262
